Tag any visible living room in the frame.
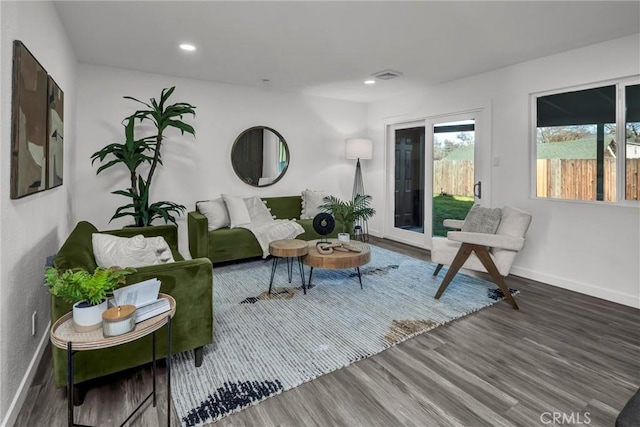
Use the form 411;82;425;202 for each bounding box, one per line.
1;1;639;426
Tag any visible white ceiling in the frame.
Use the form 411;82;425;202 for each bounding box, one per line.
54;1;640;103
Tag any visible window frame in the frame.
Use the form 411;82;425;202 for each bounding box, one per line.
530;75;640;206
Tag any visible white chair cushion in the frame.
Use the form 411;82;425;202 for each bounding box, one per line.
92;234;175;268
431;237;512;276
496;206;532;238
197;199;230;231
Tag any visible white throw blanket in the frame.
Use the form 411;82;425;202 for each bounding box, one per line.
240;219;305;258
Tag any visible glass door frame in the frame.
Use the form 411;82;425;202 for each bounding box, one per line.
385;121;428;247
384;106;491;250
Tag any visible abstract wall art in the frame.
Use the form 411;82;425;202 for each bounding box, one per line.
10;40;63;199
47;76;64;189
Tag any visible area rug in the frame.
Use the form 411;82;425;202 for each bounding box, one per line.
171;245;517;426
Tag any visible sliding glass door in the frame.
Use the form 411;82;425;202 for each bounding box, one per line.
394;126;426;233
386;109;490;249
432;119;476;237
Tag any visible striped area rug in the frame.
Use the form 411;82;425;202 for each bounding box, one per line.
171;245;516;426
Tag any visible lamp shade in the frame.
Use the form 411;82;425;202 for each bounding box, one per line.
345;138;373;160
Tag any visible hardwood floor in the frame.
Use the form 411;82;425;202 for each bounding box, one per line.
15;237;639;426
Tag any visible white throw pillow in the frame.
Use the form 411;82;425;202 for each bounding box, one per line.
197;199;230;231
244;196;274;223
92;234;175;268
301;189;329;219
222;194;252;228
145;236;176;263
462;205;502;234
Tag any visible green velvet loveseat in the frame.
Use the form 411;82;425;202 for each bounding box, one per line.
188;195;341;263
51;221;213;393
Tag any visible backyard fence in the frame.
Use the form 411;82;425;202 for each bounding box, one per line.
536;158;640;201
433;160;474;197
434;158;640;201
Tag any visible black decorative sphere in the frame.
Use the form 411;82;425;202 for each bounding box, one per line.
312;213;335;236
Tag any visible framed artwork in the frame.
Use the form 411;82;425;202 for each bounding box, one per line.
47;76;64;189
10;40;49;199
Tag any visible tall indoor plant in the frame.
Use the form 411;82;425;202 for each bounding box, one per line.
91;87;196;226
319;194;376;237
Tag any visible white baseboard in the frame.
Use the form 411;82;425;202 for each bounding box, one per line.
510;266;640;309
1;321;51;427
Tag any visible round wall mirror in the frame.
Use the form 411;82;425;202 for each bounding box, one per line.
231;126;290;187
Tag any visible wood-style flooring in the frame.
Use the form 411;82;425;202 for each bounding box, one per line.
15;237;639;426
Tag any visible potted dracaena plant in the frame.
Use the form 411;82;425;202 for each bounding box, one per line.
90;87;196;226
319;194;376;237
45;266;135;332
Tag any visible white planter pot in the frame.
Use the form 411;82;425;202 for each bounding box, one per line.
72;300;108;333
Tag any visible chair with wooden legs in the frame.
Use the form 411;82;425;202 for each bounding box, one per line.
431;206;532;309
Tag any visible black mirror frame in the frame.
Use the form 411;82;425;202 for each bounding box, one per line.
231;126;290;188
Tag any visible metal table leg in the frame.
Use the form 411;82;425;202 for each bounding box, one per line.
268;257;279;294
297;256;306;294
67;342;73;427
167;316;172;427
287;257;293;283
307;267;314;292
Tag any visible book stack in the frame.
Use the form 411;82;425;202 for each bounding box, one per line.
112;278;172;323
134;298;171;323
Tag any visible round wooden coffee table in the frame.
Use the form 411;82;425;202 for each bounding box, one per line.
268;239;309;294
303;239;371;290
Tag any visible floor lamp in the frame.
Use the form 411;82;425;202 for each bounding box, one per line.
345;138;373;241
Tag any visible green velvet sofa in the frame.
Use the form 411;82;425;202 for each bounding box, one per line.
188;195;341;263
51;221;213;391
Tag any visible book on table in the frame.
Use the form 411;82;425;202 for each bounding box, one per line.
111;278;171;323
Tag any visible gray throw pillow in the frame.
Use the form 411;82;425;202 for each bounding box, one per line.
461;205;502;234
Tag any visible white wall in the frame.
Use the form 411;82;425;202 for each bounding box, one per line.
367;34;640;308
74;64;367;254
0;1;77;425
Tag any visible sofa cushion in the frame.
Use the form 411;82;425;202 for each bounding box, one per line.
263;196;303;219
222;194;252;228
53;221;100;272
197;199;230;231
301;189;329;219
92;234;175;268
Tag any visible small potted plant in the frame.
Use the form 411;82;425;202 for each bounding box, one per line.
319;194;376;238
45;266;135;332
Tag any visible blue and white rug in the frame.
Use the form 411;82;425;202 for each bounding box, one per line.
171;245;517;426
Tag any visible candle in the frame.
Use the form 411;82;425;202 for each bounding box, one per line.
102;305;136;337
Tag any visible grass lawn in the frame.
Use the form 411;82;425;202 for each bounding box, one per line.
432;194;474;236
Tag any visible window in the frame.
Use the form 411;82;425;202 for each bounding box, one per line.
625;84;640;200
533;79;639;202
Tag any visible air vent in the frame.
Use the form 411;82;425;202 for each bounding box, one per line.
371;69;403;80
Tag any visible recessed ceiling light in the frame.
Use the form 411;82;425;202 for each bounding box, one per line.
364;80;376;85
179;44;196;52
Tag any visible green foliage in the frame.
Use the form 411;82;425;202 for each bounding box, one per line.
319;194;376;236
90;86;196;227
432;194;474;237
44;266;135;306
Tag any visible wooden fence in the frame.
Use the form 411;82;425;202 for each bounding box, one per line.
536;158;640;201
434;158;640;201
433;160;474;197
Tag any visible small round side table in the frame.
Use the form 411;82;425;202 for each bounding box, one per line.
50;293;176;427
268;239;309;294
